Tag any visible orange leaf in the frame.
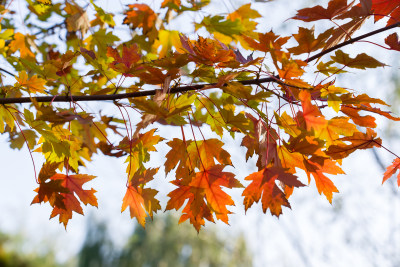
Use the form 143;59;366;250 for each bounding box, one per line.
242;166;304;216
9;32;35;59
179;35;236;66
243;31;290;54
382;158;400;186
186;139;232;169
165;138;189;175
33;173;97;228
326;128;382;160
288;27;333;55
121;169;161;227
121;186;147;227
318;117;357;146
340;106;376;128
123;4;157;34
303;158;341;203
166;180;193;211
16;71;46;94
189;165;242;223
298;90;327;133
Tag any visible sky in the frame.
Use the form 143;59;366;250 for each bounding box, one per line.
1;0;400;266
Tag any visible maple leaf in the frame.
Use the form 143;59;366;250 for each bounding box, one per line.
107;44;141;76
324;18;366;50
340;105;377;128
65;2;90;36
166;179;213;232
316;60;347;76
385;33;400;51
278;145;306;174
284;133;324;156
31;180;68;208
32;172;97;228
121;185;161;227
331;50;386;69
36;0;52;4
382;158;400;186
318;117;357;146
124;4;157;34
161;0;181;9
303;157;342;203
292;0;354;22
288;27;333;55
179;35;236;66
119;129;164;180
189;165;242;223
242;166;304;216
370;0;400;22
278;60;306;80
9;32;35;59
187;139;232;169
165;138;189;175
196;15;245;38
298;90;327;134
15;71;46;94
241;113;281;170
326;128;382;160
243;31;290;57
167;165;241;230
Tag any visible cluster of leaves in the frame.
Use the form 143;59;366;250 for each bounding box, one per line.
1;0;400;231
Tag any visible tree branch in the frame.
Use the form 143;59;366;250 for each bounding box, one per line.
0;68;16;77
0;77;277;104
307;21;400;63
1;21;399;105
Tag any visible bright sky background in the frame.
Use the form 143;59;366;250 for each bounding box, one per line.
1;1;400;266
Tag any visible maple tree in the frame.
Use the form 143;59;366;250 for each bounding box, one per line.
1;0;400;231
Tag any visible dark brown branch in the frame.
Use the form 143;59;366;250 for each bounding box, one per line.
0;77;276;104
0;68;16;77
1;21;399;105
307;21;400;63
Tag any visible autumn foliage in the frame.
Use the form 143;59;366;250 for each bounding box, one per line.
1;0;400;231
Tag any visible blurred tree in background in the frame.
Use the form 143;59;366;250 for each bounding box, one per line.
0;214;252;267
78;215;252;267
0;231;58;267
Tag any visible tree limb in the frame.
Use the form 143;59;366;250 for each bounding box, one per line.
0;77;277;104
1;21;399;105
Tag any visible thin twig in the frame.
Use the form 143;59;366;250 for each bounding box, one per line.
307;21;400;63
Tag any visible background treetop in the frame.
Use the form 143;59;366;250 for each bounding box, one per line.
1;0;400;231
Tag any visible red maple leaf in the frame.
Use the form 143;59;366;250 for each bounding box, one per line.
107;44;141;76
292;0;353;22
371;0;400;23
